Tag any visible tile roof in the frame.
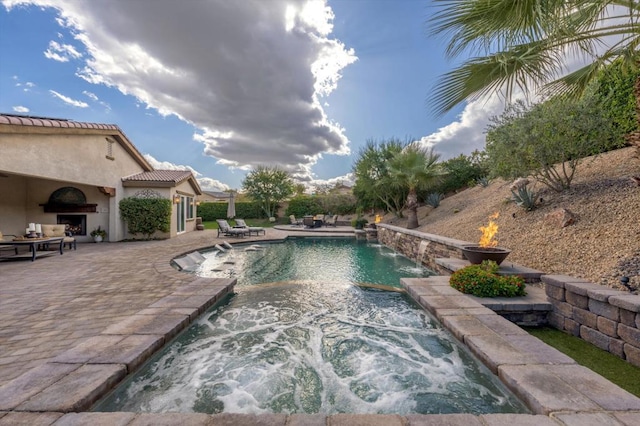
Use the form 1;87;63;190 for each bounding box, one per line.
0;113;120;131
122;170;194;183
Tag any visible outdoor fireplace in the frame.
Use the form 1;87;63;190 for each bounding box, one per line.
57;215;87;236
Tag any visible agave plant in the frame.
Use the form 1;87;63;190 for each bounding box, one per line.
511;185;537;211
476;177;490;187
426;192;444;208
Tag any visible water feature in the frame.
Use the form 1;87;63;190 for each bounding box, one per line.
95;238;528;415
416;240;430;268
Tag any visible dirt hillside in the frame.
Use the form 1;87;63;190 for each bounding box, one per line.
382;146;640;290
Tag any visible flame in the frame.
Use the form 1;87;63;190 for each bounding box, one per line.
478;212;499;248
375;214;382;224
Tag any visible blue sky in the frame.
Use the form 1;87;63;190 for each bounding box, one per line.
0;0;504;192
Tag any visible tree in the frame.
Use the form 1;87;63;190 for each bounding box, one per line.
352;138;407;217
485;95;623;191
387;143;441;229
429;1;640;118
433;150;489;194
241;166;294;218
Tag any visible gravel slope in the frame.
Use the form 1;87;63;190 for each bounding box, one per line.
383;147;640;290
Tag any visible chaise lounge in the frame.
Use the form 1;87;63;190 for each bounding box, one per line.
41;224;76;250
234;219;266;236
216;219;249;238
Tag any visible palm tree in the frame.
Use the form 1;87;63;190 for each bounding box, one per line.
429;1;640;116
387;143;441;229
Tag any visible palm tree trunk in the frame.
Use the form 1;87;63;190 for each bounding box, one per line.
406;189;419;229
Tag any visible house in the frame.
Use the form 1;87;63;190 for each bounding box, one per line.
199;190;230;203
0;113;202;242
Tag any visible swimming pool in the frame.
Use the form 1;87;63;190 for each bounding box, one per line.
95;238;527;415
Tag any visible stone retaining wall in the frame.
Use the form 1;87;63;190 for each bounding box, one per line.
376;224;467;274
376;223;640;367
543;275;640;367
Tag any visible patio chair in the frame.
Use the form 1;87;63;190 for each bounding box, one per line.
216;219;248;238
303;216;315;228
0;231;18;257
289;215;303;226
234;219;266;236
324;215;338;227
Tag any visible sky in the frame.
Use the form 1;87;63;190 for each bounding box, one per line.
0;0;509;192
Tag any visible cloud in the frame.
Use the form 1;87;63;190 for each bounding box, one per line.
82;90;98;101
12;105;29;113
142;153;229;192
6;0;357;181
44;39;82;62
308;172;354;189
48;90;88;107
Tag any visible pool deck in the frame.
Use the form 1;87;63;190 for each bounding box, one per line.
0;228;639;425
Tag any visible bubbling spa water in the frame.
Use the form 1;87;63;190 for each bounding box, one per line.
95;239;527;415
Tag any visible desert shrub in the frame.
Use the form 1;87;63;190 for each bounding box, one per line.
450;261;526;297
476;176;490;187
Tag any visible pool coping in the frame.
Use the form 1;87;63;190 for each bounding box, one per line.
1;237;639;425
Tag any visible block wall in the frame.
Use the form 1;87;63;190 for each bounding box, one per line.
543;275;640;367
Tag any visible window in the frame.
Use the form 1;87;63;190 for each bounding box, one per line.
187;196;194;219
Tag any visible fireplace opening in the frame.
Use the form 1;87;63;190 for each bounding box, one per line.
57;215;87;236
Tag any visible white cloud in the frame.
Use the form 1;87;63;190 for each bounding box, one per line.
142;153;229;192
49;90;88;107
12;105;29;113
6;0;357;181
308;172;354;189
82;90;98;101
44;39;81;62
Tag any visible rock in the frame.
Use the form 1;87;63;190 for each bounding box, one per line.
544;208;577;228
510;178;530;191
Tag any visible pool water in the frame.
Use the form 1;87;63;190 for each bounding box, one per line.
95;238;527;415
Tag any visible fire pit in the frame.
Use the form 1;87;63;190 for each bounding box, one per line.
461;246;511;265
462;212;511;265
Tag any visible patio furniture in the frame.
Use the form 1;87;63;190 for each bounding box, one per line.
41;224;76;250
303;215;315;228
324;215;338;227
216;219;248;237
0;236;64;261
234;219;266;236
0;231;18;257
289;215;303;227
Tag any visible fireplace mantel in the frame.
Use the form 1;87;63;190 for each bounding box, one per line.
40;203;97;213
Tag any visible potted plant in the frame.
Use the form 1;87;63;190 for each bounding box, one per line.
90;226;107;243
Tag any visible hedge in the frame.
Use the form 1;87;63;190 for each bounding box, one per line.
197;202;267;221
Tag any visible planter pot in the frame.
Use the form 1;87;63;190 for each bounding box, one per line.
461;245;511;265
93;235;103;243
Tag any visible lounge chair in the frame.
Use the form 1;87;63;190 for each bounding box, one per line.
216;219;248;238
234;219;266;236
289;215;303;226
302;216;315;228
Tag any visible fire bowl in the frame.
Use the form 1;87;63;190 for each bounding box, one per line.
461;246;511;265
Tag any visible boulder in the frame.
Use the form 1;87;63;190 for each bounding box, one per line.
545;208;577;228
510;178;530;191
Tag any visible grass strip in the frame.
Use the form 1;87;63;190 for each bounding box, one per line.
525;326;640;397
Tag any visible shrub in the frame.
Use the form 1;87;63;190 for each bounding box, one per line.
425;192;443;208
450;261;526;297
476;176;490;187
286;196;323;217
119;197;172;239
511;185;537;211
197;202;265;221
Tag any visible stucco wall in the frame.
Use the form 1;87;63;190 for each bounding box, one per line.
0;175;27;235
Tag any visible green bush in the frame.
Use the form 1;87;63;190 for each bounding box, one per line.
286;196;323;217
197;202;265;221
450;261;526;297
119;197;172;239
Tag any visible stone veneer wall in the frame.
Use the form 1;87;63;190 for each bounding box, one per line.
376;223;640;367
376;223;468;274
543;275;640;367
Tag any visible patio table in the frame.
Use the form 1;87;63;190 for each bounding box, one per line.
0;237;64;261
